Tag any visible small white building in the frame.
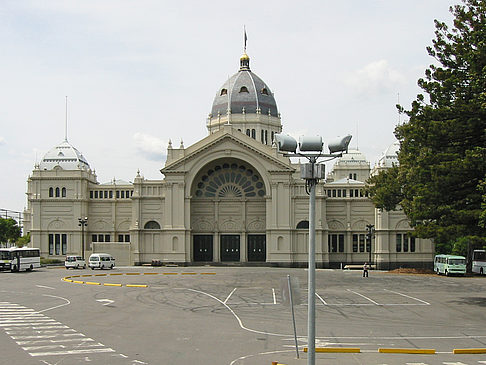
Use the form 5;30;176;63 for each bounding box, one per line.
24;52;434;269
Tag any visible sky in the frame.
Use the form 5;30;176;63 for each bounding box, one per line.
0;0;455;214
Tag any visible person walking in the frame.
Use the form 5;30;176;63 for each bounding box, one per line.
363;262;369;277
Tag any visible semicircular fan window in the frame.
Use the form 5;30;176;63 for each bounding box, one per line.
194;162;265;198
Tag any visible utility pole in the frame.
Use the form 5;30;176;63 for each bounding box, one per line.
366;224;374;267
78;217;88;260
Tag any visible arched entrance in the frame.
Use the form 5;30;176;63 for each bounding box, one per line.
190;159;267;263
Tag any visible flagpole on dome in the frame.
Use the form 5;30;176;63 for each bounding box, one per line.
244;25;247;53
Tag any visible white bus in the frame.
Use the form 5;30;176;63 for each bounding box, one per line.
434;254;466;276
0;247;41;272
472;249;486;275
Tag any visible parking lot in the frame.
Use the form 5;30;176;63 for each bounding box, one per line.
1;266;486;365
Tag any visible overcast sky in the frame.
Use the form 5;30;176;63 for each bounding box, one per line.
0;0;455;214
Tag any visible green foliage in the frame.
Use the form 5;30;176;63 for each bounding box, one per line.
40;257;62;265
16;233;31;247
0;218;21;245
367;0;486;244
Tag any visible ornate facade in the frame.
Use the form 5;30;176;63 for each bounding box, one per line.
24;52;434;269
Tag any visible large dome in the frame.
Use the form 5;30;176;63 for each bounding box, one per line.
210;54;278;118
39;140;90;171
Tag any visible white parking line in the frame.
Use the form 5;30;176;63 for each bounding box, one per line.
315;292;328;305
346;289;381;305
224;288;237;304
272;288;276;304
384;289;431;305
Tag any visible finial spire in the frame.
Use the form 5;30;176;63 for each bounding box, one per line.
244;26;247;53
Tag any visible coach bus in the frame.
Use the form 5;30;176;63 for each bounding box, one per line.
0;247;41;272
434;254;466;276
472;249;486;275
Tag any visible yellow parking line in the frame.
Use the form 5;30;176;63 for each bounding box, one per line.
304;347;360;353
163;273;178;275
181;273;197;275
104;283;122;287
143;272;158;275
81;275;93;277
453;348;486;354
126;284;148;288
201;272;216;275
110;273;123;275
72;280;84;284
378;348;435;354
95;274;107;276
126;273;140;275
85;282;101;285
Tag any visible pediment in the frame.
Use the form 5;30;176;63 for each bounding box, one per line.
162;127;294;174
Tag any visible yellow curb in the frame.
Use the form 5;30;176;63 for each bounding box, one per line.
109;273;123;275
64;279;73;282
378;348;435;354
181;273;197;275
303;347;360;353
163;273;178;275
126;273;140;275
81;275;93;277
85;282;101;285
104;283;122;287
453;348;486;354
94;274;107;276
70;275;80;278
201;272;216;275
126;284;148;288
72;280;84;284
143;272;158;275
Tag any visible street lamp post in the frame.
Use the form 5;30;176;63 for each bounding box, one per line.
366;224;375;268
275;133;351;365
78;217;88;260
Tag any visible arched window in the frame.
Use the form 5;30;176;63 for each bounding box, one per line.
296;220;309;229
220;88;227;96
61;187;66;197
261;88;268;95
49;187;54;197
55;187;60;198
251;129;256;139
239;86;249;93
144;221;161;229
246;129;250;137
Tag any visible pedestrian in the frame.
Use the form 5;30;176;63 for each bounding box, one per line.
363;262;369;277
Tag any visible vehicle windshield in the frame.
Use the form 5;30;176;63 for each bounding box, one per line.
66;257;76;262
0;251;10;260
90;257;99;261
448;259;465;265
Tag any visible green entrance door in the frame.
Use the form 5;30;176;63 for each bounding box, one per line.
247;235;266;262
220;235;240;262
193;235;213;262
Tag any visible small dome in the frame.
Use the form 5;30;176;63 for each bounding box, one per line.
39;140;90;171
210;53;279;118
377;141;400;168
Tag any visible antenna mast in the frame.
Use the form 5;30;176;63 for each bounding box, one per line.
65;96;68;141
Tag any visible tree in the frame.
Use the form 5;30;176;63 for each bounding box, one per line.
0;218;21;245
367;0;486;245
17;232;31;247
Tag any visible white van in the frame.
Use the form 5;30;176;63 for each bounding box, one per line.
65;255;86;269
88;253;115;270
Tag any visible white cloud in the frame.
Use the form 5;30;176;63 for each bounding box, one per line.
133;132;166;162
345;60;407;96
0;137;5;146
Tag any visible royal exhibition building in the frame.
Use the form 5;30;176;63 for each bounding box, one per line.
23;52;434;269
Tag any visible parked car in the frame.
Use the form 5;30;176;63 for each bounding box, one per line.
88;253;115;270
65;255;86;269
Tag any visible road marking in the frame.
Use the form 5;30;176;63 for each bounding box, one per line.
347;289;380;305
224;288;237;304
384;289;431;305
0;302;119;360
36;285;55;290
96;299;114;306
315;292;328;305
272;288;277;304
